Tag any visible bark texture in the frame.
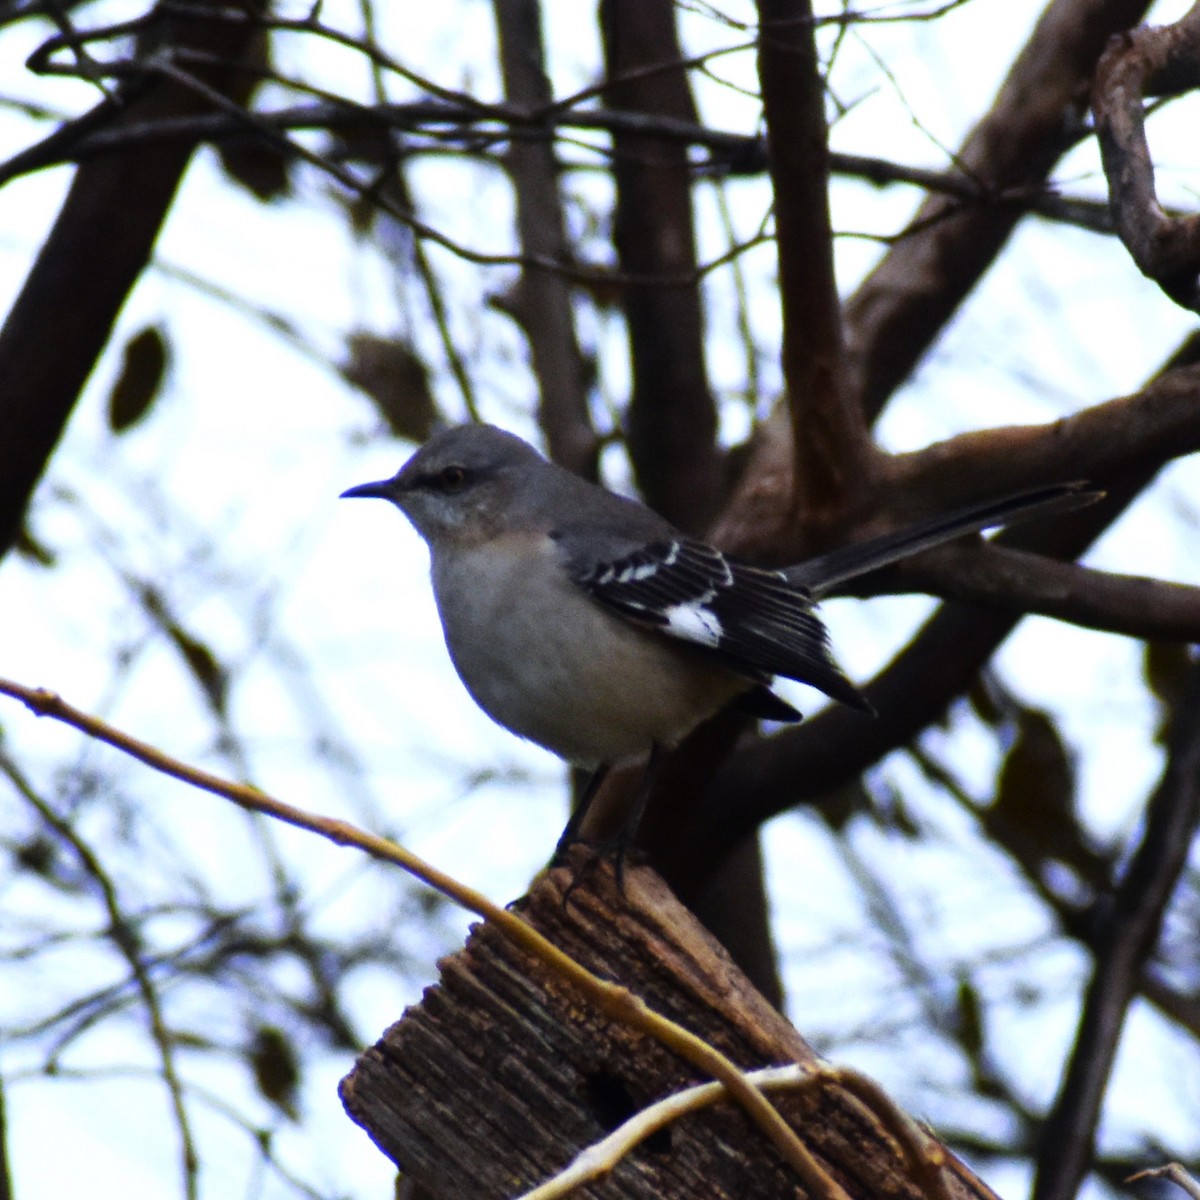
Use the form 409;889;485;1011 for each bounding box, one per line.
342;857;1002;1200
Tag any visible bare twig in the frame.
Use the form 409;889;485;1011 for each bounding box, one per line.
515;1062;952;1200
3;96;1168;246
0;676;831;1189
0;750;200;1200
352;0;480;424
1128;1163;1200;1200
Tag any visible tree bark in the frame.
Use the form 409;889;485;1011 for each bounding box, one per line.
342;855;1004;1200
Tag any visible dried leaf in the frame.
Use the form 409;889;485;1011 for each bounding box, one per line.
171;626;229;717
986;704;1109;887
341;332;438;442
108;325;169;433
14;525;55;567
250;1025;301;1121
138;583;229;716
1144;639;1193;710
955;976;984;1059
995;707;1075;829
218;138;292;202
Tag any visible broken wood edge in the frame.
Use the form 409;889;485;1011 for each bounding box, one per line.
341;852;999;1200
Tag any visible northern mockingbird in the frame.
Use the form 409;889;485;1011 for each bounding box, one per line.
342;423;1087;850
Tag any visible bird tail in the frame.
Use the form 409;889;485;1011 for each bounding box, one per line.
785;482;1099;597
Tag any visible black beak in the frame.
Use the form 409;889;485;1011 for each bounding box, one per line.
340;478;396;501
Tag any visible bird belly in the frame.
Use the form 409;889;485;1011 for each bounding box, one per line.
432;537;747;767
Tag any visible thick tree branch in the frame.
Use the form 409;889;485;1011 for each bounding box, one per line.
601;0;722;533
0;0;266;559
889;542;1200;642
658;444;1168;894
712;362;1200;567
1093;2;1200;310
756;0;875;509
1032;657;1200;1200
881;361;1200;509
844;0;1153;421
655;352;1200;912
492;0;598;478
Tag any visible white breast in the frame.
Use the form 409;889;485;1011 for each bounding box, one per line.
429;534;746;766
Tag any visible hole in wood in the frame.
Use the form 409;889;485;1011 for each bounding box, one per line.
582;1070;672;1155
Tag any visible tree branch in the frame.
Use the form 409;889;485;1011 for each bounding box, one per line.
1032;656;1200;1200
0;676;823;1182
342;858;992;1200
1093;2;1200;309
602;0;722;533
0;0;266;559
756;0;875;509
888;542;1200;642
658;446;1167;893
491;0;598;477
844;0;1154;421
6;99;1175;241
882;361;1200;508
710;361;1200;568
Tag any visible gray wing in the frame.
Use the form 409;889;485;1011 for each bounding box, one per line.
559;534;871;711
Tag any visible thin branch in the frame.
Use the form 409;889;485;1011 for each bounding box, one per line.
915;738;1200;1052
1128;1164;1200;1200
0;749;199;1199
3;95;1167;240
1032;656;1200;1200
0;676;830;1188
516;1062;951;1200
352;0;480;424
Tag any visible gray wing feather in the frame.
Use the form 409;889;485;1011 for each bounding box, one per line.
561;535;870;710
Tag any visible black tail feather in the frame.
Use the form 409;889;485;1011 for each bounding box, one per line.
786;483;1100;597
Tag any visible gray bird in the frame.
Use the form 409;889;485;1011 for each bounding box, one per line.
342;423;1087;854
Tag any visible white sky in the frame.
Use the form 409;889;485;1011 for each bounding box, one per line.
1;1;1199;1198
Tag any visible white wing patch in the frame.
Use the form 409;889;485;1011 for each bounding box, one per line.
662;599;723;646
565;534;869;710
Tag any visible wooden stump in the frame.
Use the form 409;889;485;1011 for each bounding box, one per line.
341;852;1003;1200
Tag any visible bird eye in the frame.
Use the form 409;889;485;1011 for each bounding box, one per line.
436;465;468;491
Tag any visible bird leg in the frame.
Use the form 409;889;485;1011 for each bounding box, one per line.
553;763;612;862
554;744;666;897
